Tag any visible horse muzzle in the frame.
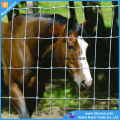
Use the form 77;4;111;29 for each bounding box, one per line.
81;80;92;91
74;79;92;91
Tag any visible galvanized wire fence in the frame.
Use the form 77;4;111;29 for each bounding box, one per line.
1;4;119;119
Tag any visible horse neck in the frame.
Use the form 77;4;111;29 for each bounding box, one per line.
25;18;51;59
26;18;66;60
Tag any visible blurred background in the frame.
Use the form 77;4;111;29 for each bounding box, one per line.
1;1;119;119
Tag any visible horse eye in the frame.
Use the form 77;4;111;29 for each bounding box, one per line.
68;44;75;50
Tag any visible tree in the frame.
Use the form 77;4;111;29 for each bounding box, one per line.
82;1;119;96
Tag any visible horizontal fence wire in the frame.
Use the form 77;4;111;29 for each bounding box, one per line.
1;4;119;119
12;5;119;10
1;97;119;101
1;36;119;39
1;67;119;70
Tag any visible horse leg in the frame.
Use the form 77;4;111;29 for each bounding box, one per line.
11;82;30;118
25;85;37;117
25;76;46;117
25;84;45;117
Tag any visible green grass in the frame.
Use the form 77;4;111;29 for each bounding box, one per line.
1;14;8;22
101;1;113;27
1;1;113;27
41;79;91;111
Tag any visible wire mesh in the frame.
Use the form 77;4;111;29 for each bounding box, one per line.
1;4;119;119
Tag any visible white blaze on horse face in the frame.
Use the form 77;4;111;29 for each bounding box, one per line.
74;36;92;88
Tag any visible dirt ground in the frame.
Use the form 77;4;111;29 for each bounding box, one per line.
1;80;119;119
1;100;119;119
1;106;63;119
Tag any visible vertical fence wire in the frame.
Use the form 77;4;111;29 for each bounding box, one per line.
35;7;41;118
8;8;14;119
108;5;115;110
50;7;56;119
21;7;28;118
64;6;69;116
23;8;28;99
78;6;85;110
93;5;99;110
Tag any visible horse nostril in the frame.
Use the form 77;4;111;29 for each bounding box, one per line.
81;80;87;90
81;80;86;87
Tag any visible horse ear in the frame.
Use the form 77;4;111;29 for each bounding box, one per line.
80;21;88;27
41;44;56;59
68;17;77;34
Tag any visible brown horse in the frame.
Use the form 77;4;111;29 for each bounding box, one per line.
1;13;92;118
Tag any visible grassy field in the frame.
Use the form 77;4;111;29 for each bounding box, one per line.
2;1;113;27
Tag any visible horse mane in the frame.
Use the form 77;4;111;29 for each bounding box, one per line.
44;13;82;36
44;14;68;27
26;13;67;26
20;13;87;37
